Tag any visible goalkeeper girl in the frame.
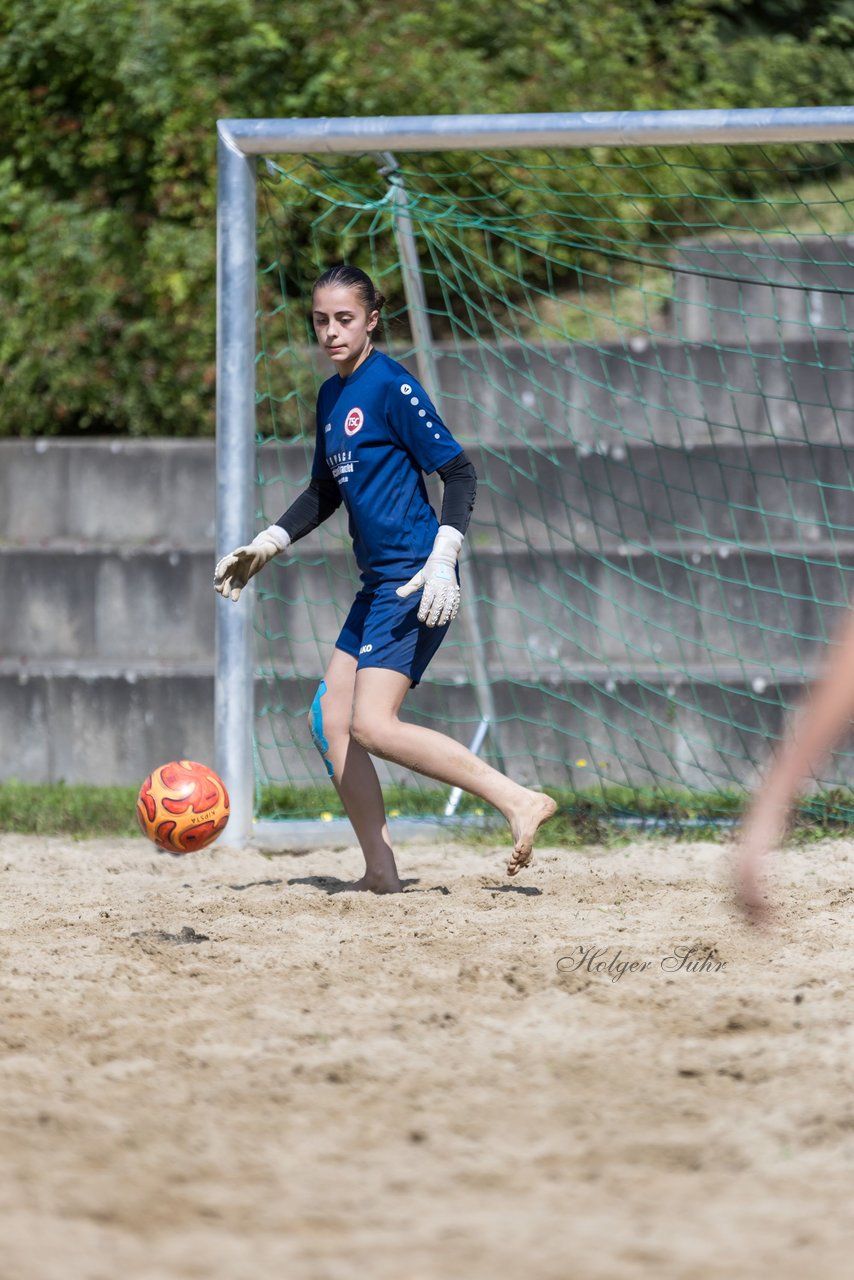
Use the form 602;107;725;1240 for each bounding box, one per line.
214;265;556;893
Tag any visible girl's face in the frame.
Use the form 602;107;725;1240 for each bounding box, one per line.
312;284;378;377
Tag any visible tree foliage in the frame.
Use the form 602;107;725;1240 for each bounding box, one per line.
0;0;852;436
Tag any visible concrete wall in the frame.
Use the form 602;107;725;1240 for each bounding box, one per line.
3;425;850;792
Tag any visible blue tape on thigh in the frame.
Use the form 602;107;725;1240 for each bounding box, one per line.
310;680;334;778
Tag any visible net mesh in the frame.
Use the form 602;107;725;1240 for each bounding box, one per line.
252;141;854;819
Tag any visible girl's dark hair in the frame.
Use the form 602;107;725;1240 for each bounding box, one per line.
313;264;386;335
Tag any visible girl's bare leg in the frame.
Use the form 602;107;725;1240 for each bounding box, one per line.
736;604;854;920
351;666;557;875
311;649;402;893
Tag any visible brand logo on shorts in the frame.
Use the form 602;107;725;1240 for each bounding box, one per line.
344;407;364;436
324;421;331;433
359;643;373;655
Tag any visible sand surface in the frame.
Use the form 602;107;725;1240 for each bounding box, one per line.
2;830;854;1279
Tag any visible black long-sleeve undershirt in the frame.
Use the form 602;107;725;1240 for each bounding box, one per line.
435;450;477;534
275;474;342;544
276;449;478;545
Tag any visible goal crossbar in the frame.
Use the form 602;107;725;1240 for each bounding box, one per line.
219;106;854;156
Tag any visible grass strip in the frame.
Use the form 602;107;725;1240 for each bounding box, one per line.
3;781;854;844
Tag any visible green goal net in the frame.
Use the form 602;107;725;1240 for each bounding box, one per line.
251;138;854;822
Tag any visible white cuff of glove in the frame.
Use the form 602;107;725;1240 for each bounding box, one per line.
260;524;292;554
214;524;291;602
395;525;463;627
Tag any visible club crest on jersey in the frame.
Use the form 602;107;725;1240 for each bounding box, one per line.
344;406;364;436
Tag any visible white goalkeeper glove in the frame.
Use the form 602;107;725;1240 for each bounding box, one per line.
396;525;463;627
213;525;291;603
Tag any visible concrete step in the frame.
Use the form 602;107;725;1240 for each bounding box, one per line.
465;541;854;673
671;236;854;344
0;546;216;662
253;539;851;675
6;664;854;793
0;667;216;786
5;435;850;550
3;541;851;670
260;439;854;552
426;336;854;450
5;433;851;553
0;438;216;545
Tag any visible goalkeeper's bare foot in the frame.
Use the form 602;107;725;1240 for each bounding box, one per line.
507;791;557;876
346;872;403;895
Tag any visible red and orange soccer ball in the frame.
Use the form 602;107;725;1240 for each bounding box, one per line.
136;760;229;854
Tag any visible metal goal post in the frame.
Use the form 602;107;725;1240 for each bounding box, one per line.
216;105;854;846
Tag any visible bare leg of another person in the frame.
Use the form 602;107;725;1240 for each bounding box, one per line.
736;605;854;921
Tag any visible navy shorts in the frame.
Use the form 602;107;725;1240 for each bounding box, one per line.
335;581;451;687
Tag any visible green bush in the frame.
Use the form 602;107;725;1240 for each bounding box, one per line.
0;0;852;438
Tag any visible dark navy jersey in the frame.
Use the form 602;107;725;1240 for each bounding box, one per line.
311;349;462;585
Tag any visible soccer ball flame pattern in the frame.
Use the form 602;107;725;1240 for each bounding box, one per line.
136;760;229;854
